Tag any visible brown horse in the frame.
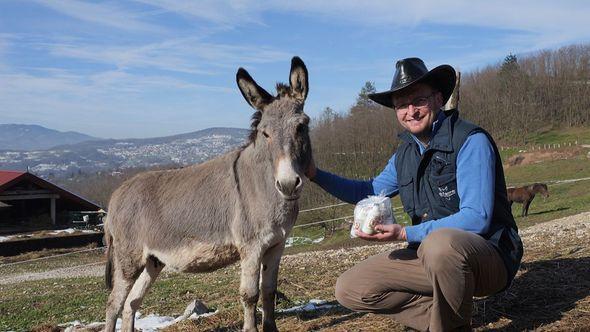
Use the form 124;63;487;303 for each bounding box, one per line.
507;183;549;217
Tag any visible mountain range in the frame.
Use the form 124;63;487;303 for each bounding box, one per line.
0;124;100;151
0;124;249;178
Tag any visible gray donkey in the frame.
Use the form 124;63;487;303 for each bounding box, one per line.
103;56;312;332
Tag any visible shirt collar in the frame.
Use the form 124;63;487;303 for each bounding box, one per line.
410;110;447;153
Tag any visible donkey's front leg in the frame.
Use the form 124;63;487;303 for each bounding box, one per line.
260;241;286;332
240;248;263;332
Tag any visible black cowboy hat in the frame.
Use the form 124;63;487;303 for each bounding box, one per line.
368;57;456;108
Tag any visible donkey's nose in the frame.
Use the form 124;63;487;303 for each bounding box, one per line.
275;175;302;198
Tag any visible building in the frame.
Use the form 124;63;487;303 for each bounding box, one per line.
0;170;102;234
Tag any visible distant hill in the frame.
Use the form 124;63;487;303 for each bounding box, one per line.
0;124;101;151
0;127;249;178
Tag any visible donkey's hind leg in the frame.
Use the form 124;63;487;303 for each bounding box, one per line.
105;258;136;332
121;256;165;332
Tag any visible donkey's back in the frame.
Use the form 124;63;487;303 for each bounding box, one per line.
105;150;242;274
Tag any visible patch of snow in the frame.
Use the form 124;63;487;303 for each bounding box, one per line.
49;228;76;235
277;299;339;313
0;235;14;242
285;236;325;248
176;310;218;322
115;312;175;332
62;309;219;331
312;237;324;244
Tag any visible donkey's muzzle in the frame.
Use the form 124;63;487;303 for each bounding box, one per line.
275;176;302;200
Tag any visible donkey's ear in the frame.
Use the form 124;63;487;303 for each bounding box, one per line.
236;68;273;111
289;56;308;102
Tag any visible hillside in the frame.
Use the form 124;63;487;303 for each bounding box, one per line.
0;124;100;151
0;127;248;177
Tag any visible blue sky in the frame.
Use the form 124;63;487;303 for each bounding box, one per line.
1;1;589;139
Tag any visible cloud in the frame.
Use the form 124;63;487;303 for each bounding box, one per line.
33;0;160;32
0;35;9;55
131;0;265;26
266;0;589;34
47;37;292;74
0;67;232;102
133;1;590;50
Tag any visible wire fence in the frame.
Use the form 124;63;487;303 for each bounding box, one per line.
0;247;104;268
499;140;581;151
1;175;589;272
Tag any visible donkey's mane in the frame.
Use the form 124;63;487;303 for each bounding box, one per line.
276;83;291;98
242;82;293;148
243;110;262;148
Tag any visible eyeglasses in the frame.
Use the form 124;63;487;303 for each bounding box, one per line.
393;93;434;112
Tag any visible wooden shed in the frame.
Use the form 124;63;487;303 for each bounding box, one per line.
0;170;102;234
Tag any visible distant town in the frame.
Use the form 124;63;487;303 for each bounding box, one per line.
0;124;248;178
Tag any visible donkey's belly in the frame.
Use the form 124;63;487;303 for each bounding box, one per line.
149;242;240;273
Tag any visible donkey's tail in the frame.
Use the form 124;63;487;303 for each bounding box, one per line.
104;221;114;291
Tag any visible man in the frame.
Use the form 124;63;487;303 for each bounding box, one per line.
306;58;523;331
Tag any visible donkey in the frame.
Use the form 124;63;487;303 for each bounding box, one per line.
103;56;312;332
507;183;549;217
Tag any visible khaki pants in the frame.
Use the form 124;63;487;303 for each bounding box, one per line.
335;228;507;332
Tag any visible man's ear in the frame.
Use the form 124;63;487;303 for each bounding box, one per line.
435;90;445;108
237;68;273;111
289;56;308;102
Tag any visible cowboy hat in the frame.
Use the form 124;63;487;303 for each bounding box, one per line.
368;57;456;108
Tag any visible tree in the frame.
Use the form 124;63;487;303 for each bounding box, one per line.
356;81;377;108
500;53;519;75
319;107;337;124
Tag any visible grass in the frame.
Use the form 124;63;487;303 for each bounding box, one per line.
510;178;590;229
0;277;106;329
502;152;590;229
497;126;590;162
527;127;590;145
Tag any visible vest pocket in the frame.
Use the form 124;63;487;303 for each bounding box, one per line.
430;173;460;209
398;178;415;213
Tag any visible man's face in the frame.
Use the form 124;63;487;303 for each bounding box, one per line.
392;83;444;140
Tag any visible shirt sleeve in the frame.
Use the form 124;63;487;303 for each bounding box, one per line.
312;154;399;204
404;132;496;243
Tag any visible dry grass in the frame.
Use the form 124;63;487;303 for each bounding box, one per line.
163;214;590;332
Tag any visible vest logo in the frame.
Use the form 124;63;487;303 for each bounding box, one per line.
438;186;456;200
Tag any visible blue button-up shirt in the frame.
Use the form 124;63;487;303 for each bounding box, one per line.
313;111;496;243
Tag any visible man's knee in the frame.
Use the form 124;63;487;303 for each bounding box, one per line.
335;268;383;311
418;228;467;272
335;269;359;309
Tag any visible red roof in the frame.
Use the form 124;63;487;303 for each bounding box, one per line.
0;171;25;190
0;170;102;210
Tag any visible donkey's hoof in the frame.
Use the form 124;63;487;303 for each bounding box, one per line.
242;327;258;332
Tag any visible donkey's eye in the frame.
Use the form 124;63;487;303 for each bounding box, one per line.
262;131;270;138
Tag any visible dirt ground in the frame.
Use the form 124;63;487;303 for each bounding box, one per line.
505;146;586;167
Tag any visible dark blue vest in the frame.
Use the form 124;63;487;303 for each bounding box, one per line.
395;110;523;286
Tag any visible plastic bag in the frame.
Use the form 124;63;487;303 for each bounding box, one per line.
350;194;396;238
